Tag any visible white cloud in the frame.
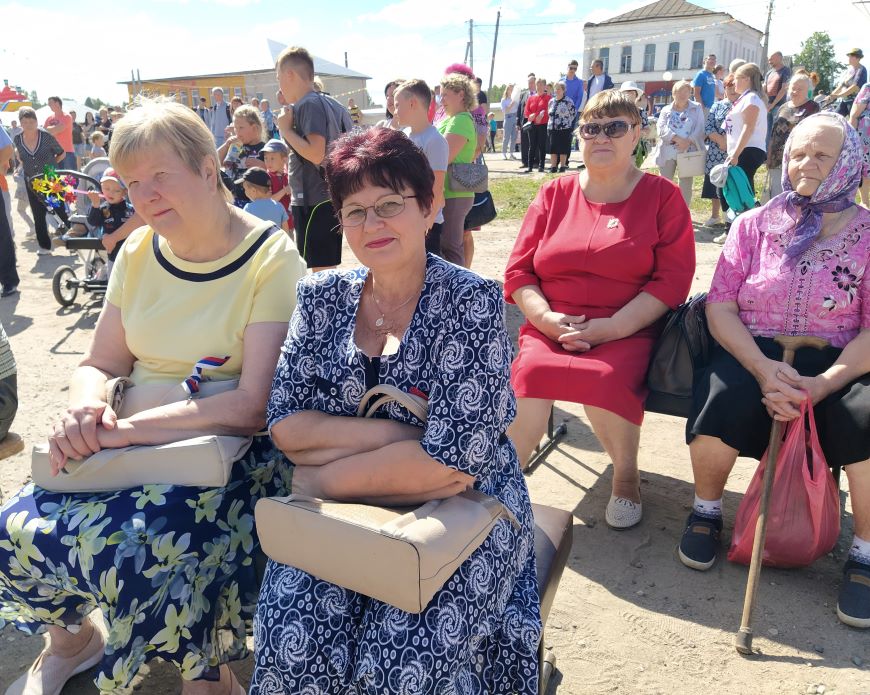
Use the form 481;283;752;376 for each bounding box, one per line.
539;0;576;17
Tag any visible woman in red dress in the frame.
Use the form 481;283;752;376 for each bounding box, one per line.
505;90;696;529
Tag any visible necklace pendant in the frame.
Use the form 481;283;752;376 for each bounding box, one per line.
607;218;619;229
375;317;385;327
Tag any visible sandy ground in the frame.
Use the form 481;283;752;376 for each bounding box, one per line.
0;160;868;694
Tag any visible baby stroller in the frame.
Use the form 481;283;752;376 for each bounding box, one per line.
29;159;111;308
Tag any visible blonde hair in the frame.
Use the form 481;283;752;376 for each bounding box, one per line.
276;46;315;80
439;74;476;112
313;76;324;93
233;104;265;140
672;79;693;98
580;90;641;126
735;63;765;99
109;98;231;202
90;131;105;144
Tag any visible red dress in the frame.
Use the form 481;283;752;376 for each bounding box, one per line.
504;174;695;425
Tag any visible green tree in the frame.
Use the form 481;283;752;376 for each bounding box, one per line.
28;90;42;108
85;96;106;110
793;31;844;93
487;83;507;103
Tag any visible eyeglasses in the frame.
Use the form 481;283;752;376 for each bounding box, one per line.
578;120;635;140
338;194;416;227
567;66;577;71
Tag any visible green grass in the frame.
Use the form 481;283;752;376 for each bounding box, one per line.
489;166;770;221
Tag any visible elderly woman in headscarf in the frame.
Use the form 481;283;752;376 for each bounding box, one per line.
677;113;870;629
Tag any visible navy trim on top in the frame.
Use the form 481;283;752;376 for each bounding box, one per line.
151;227;275;282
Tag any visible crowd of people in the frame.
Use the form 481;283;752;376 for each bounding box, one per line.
0;39;867;695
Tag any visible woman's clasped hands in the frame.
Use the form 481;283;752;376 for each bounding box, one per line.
47;400;129;475
536;311;624;352
754;357;832;422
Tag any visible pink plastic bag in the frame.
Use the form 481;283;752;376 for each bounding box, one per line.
728;398;840;568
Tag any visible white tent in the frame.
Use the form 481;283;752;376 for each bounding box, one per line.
34;99;100;123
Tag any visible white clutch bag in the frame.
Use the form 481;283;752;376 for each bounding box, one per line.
31;378;252;492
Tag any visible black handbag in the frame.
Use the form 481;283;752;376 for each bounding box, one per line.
463;191;497;231
645;293;712;418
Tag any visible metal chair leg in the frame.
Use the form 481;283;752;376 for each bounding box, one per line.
539;640;557;695
526;408;567;474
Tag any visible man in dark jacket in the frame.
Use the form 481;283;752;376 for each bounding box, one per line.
516;73;536;168
586;59;614;103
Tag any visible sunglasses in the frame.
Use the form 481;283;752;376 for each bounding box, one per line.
339;194;416;227
578;120;635;140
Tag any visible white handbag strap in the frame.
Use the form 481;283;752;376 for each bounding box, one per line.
356;384;428;423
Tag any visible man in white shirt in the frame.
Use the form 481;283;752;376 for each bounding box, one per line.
393;79;448;257
584;59;614;109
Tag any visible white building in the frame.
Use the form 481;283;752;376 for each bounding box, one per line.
583;0;763;108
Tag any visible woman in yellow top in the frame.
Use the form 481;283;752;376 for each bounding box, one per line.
0;101;306;695
436;72;478;268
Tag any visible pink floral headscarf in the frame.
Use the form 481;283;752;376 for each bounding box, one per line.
771;112;862;258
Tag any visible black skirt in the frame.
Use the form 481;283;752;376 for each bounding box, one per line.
686;337;870;468
548;129;573;155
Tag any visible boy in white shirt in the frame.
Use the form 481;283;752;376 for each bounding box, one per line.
393;79;448;257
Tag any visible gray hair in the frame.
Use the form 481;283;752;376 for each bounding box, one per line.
789;73;812;91
211;87;224;95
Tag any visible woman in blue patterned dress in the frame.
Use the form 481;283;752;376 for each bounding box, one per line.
700;74;737;228
253;127;542;694
0;101;305;695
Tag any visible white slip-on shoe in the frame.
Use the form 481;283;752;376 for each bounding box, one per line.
605;495;643;530
5;627;105;695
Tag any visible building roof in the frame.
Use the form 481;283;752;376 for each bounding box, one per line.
267;40;371;79
118;44;371;85
593;0;719;25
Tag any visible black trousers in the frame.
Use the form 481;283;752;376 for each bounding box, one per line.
520;122;531;167
718;146;766;213
25;185;69;250
425;221;443;257
0;193;19;291
528;124;548;170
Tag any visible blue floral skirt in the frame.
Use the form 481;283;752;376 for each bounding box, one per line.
0;436;291;693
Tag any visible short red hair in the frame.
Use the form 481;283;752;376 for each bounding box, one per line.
324;128;435;216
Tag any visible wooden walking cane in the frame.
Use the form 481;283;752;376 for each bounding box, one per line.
734;334;829;655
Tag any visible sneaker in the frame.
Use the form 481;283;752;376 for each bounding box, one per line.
5;624;105;695
713;232;728;245
678;512;723;570
36;248;53;256
837;559;870;628
1;285;19;298
703;217;724;227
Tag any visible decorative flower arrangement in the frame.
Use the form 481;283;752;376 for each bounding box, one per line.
30;165;77;211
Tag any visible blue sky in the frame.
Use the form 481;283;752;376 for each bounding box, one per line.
0;0;864;107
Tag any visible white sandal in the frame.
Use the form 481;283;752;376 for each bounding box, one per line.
605;495;643;530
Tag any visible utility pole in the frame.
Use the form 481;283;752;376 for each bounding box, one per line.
761;0;774;66
488;10;500;89
469;19;474;72
344;52;348;68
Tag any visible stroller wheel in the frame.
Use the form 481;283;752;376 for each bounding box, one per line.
52;265;79;307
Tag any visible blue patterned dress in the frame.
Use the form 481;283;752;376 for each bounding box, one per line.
253;255;542;695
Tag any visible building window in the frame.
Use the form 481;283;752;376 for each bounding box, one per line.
691;40;704;69
621;46;632;73
191;88;200;104
234;86;242;98
643;44;656;72
178;89;188;105
599;47;610;73
668;42;680;70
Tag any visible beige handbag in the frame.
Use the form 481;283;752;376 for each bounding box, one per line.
676;149;706;178
31;378;252;492
255;384;518;614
